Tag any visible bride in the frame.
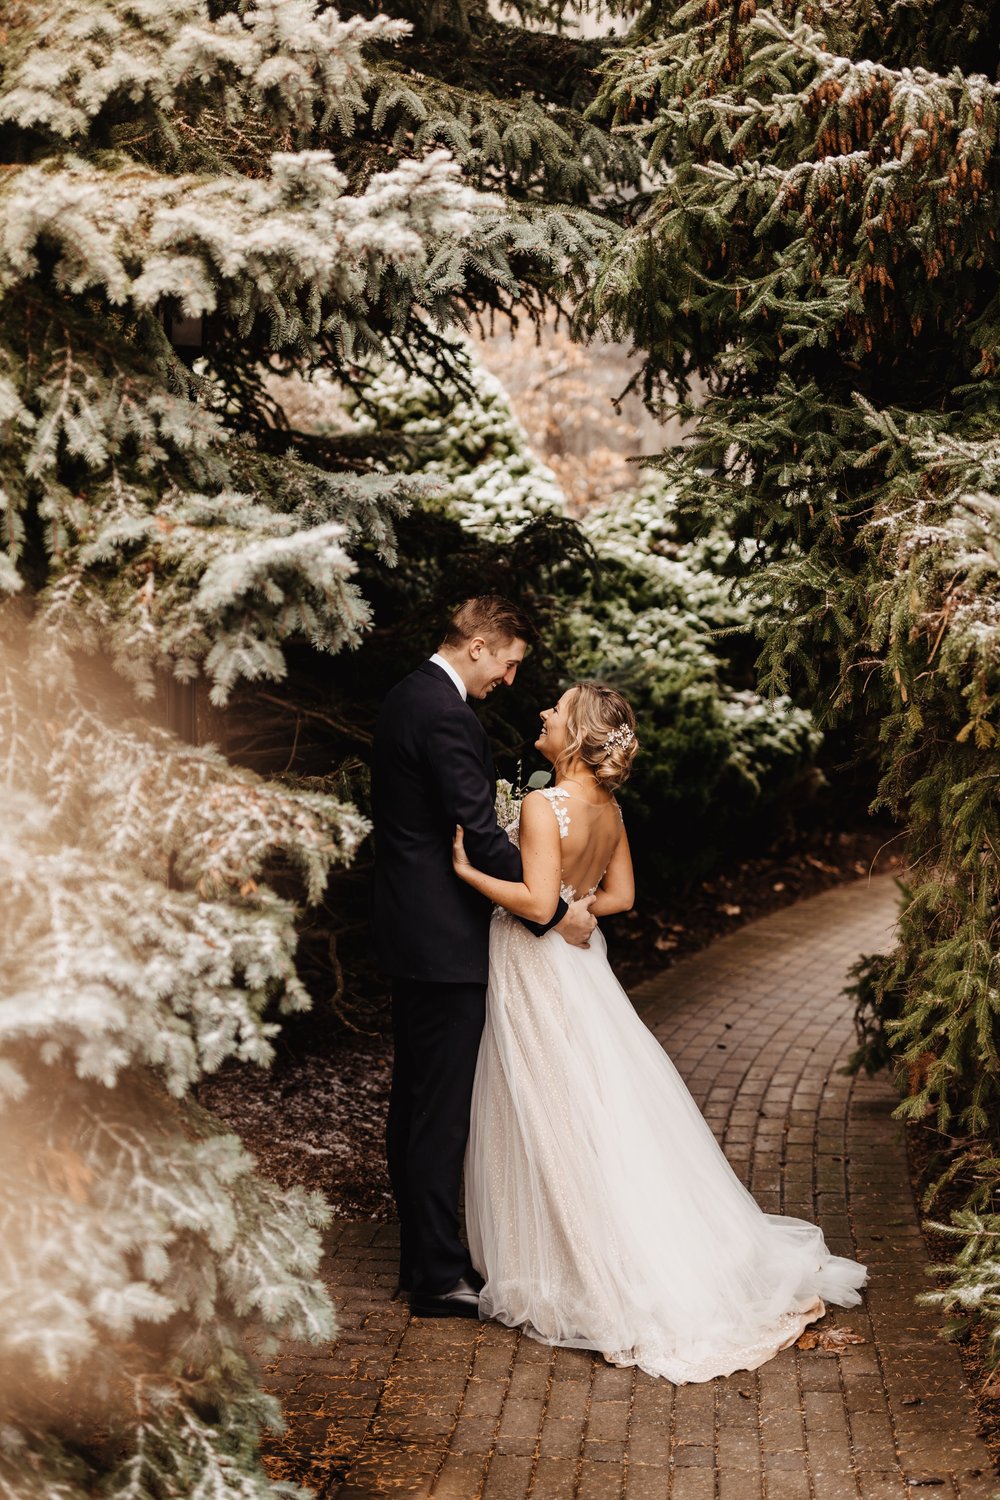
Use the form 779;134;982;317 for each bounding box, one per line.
451;680;866;1383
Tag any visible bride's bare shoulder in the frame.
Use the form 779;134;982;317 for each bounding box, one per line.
520;787;564;819
520;786;570;839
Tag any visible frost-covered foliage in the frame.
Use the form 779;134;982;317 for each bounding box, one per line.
591;0;1000;1358
920;1207;1000;1371
0;617;353;1499
579;484;750;631
569;483;821;872
345;354;566;535
343;340;821;875
0;12;479;699
0;0;622;701
0;0;598;1490
0;0;406;141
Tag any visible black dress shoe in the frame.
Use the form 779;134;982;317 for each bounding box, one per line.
410;1275;481;1319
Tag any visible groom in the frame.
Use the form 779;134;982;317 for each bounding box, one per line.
371;595;596;1318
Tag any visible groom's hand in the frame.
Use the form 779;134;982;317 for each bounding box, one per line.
555;894;597;947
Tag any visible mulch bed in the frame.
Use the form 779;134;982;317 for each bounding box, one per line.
905;1119;1000;1471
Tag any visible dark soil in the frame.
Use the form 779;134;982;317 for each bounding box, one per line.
201;816;904;1220
905;1118;1000;1472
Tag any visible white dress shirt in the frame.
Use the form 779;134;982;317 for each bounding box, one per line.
429;652;467;700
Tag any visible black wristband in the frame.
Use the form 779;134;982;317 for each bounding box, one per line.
518;895;569;938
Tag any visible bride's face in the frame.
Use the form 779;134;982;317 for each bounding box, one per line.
535;689;574;765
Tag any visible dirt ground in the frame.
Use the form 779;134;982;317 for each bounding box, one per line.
906;1120;1000;1471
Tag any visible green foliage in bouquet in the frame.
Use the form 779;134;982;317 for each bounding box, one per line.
590;0;1000;1358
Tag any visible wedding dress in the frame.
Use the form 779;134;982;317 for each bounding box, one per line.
464;785;866;1383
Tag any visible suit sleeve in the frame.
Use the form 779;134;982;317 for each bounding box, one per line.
424;708;567;932
425;708;523;880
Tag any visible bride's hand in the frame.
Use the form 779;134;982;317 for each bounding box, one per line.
452;824;471;875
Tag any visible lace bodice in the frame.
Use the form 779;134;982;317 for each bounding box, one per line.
538;787;580;900
539;785;571;839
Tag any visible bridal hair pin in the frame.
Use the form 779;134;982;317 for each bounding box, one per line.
602;722;635;755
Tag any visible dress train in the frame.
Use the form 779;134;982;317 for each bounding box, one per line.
465;899;866;1384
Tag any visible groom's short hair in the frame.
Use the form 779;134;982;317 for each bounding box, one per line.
442;595;536;649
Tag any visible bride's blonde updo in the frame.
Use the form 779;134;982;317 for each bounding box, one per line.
556;682;639;792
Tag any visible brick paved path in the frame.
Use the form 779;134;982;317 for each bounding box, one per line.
264;876;997;1500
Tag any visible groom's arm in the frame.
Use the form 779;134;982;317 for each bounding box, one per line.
425;710;567;932
425;710;521;880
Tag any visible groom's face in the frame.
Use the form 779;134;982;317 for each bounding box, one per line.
466;634;527;700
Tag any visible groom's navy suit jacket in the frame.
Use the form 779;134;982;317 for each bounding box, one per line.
371;661;561;985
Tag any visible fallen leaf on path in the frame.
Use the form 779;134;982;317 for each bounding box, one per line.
796;1326;867;1351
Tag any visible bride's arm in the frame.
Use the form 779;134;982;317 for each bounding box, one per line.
452;791;562;923
589;819;635;917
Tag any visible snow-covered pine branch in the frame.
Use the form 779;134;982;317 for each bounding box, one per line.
0;623;344;1494
593;0;1000;1369
339;336;822;828
0;0;637;1492
0;1073;333;1497
0;0;408;144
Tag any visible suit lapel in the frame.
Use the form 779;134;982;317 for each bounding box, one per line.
417;660;463;695
414;661;492;773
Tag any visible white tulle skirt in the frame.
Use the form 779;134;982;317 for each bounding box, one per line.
465;915;866;1384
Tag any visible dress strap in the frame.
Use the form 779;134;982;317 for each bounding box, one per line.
539;785;571;840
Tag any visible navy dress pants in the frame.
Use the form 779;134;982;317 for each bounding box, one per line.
386;978;486;1295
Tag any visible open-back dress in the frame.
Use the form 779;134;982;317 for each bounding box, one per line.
464;785;866;1383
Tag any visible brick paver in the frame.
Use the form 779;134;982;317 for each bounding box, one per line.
262;876;997;1499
